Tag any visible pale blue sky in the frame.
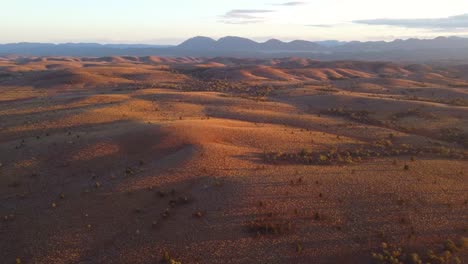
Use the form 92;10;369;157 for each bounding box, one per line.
1;0;468;44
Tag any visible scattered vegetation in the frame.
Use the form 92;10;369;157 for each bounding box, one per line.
192;211;204;218
169;196;191;208
264;141;466;165
296;242;304;253
321;108;379;125
390;108;437;121
371;238;467;264
406;96;468;107
246;214;293;236
322;107;468;148
3;214;15;221
177;78;275;98
439;128;468;147
125;167;135;176
161;250;181;264
8;181;21;188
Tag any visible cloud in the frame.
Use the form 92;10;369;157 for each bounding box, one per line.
225;9;274;18
222;20;265;25
306;24;335;28
353;14;468;29
219;2;306;25
274;1;307;6
220;9;274;24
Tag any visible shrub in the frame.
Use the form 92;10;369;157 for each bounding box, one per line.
296;243;303;253
162;251;181;264
246;215;293;236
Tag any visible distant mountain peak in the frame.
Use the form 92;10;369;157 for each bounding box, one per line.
178;36;216;49
186;36;216;41
176;36;321;51
264;39;285;44
218;36;251;40
215;36;258;50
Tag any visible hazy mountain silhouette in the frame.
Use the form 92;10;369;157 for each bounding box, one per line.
177;36;216;50
338;36;468;51
0;43;173;57
2;36;468;61
177;36;321;51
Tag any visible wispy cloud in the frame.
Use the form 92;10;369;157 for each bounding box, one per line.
353;14;468;29
219;2;306;24
306;24;335;28
220;9;274;24
274;1;307;6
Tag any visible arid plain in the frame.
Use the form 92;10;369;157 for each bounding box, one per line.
0;56;467;263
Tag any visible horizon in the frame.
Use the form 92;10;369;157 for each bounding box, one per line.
1;35;467;46
2;0;468;44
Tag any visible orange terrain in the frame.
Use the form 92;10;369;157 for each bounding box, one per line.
0;56;467;263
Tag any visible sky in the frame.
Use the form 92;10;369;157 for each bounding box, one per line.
1;0;468;44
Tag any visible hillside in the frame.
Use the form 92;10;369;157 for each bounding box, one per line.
0;56;467;264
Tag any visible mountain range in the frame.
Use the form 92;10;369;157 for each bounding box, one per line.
177;36;323;51
2;36;468;62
